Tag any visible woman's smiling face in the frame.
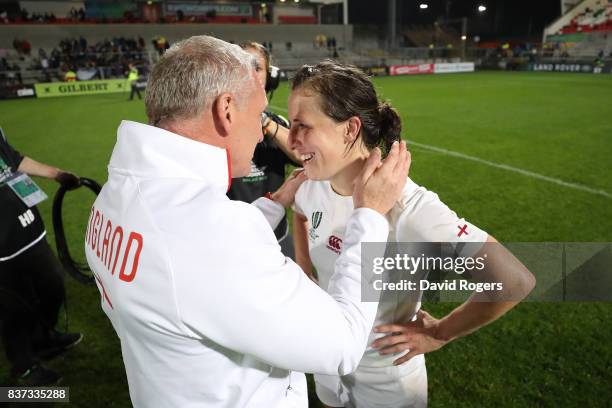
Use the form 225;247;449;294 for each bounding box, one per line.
288;88;351;180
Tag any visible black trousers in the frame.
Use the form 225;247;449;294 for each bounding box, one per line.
129;83;142;100
0;239;65;374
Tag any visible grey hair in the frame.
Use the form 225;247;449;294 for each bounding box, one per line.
145;35;256;125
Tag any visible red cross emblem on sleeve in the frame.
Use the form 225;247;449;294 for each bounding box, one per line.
457;224;468;237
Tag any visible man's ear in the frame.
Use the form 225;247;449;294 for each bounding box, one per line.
212;93;235;137
344;116;362;144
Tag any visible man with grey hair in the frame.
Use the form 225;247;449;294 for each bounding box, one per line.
85;35;410;407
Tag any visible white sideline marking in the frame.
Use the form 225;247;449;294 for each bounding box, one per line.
408;141;612;200
268;105;612;200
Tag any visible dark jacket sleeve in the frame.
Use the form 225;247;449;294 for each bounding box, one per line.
0;134;25;169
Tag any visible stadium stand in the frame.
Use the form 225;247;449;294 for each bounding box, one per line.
0;0;484;91
401;25;461;49
0;0;354;88
0;23;350;54
544;0;612;57
0;3;262;25
556;1;612;34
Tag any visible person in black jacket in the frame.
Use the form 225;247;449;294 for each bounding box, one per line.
227;42;302;259
0;127;82;386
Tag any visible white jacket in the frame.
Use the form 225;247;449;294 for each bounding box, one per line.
84;121;389;408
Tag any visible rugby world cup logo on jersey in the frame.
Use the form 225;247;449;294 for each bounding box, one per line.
308;211;322;241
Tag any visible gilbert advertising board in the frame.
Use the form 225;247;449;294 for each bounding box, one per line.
34;79;130;98
433;62;475;74
389;64;434;76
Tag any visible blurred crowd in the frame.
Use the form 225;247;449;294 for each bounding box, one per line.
49;37;148;81
0;7;86;23
1;36;149;86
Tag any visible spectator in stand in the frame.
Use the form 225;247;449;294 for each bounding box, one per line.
13;39;21;55
5;65;23;85
79;36;87;52
40;57;51;82
50;48;60;68
21;40;31;56
0;59;8;86
529;47;538;63
39;53;49;69
153;37;168;55
595;50;605;66
64;68;76;82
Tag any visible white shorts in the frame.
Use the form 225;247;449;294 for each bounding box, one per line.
314;355;427;408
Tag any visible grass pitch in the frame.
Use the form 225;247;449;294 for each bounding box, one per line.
0;71;611;407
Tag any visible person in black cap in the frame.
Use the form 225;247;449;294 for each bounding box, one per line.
0;127;83;386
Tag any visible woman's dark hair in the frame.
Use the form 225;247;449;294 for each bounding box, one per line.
292;60;401;155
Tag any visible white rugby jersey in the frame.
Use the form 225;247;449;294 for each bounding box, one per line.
294;178;488;366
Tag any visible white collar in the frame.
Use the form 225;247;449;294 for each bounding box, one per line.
109;120;231;192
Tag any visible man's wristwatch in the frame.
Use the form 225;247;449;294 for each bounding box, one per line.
262;120;274;137
261;111;280;140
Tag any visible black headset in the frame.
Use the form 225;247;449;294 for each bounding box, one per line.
266;64;281;95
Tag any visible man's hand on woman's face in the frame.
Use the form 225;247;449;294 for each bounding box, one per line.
353;140;411;215
271;168;307;208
